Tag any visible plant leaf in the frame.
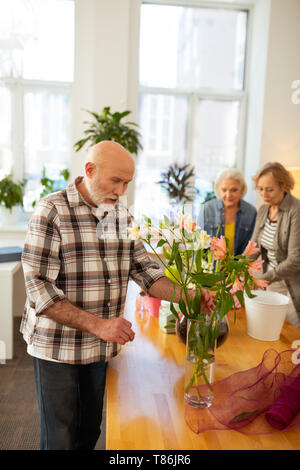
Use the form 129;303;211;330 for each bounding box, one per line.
229;409;260;424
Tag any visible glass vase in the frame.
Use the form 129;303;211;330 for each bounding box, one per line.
184;317;216;409
176;314;229;348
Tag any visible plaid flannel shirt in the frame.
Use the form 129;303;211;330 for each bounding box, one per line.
20;177;165;364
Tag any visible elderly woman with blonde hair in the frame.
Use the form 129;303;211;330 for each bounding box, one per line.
250;162;300;328
199;168;257;256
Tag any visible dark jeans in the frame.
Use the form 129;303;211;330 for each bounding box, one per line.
33;357;107;450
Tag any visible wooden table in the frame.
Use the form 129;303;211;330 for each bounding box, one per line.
106;282;300;450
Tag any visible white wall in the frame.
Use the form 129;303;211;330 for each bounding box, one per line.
260;0;300;168
244;0;300;206
243;0;271;205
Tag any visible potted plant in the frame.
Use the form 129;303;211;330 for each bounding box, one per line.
73;106;143;155
203;183;216;203
32;167;70;208
157;163;195;207
0;175;26;225
127;212;267;409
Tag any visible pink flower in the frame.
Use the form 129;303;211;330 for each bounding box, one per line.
253;277;269;289
178;213;197;232
248;259;264;276
230;277;244;309
211;236;227;260
244;240;260;257
186;220;197;232
232;277;244;292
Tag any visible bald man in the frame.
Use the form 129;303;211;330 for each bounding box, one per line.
21;141;213;450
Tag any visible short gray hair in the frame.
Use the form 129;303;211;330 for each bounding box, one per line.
214;168;247;199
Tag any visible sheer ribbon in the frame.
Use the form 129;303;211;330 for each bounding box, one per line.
185;349;300;434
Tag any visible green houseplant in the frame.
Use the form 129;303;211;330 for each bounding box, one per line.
32;167;70;208
0;174;26;211
157;163;195;206
0;174;26;225
73;106;143;155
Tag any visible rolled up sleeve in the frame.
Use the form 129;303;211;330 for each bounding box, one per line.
22;201;65;315
129;240;165;293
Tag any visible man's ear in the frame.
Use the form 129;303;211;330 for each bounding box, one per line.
85;162;96;178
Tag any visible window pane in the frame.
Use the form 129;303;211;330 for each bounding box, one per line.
134;93;188;222
139;4;247;90
0;86;12;178
23;91;70;211
193;99;240;214
0;0;74;81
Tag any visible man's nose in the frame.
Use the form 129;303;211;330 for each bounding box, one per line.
114;183;125;196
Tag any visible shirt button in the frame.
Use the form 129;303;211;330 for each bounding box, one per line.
107;279;111;284
107;302;111;307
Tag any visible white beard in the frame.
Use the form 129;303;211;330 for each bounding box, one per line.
85;177;118;207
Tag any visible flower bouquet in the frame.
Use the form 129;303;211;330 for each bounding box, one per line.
128;212;268;408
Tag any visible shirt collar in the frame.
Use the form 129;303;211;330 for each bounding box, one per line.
66;176;88;207
279;192;291;211
217;198;223;210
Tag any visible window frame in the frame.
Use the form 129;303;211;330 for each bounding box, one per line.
1;77;72;204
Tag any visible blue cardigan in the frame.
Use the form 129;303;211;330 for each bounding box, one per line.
198;198;257;256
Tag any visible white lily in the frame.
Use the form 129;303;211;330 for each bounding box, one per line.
127;223;148;240
195;230;211;250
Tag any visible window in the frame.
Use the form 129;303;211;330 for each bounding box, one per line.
0;0;74;212
135;2;248;222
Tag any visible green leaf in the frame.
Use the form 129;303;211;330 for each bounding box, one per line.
143;215;152;225
156;239;167;248
195;250;202;271
175;252;183;273
169;241;179;266
191;272;226;288
229;409;260;424
192;292;201;315
245;283;256;299
162;247;171;260
235;290;244;306
219;292;234;316
163;215;170;227
170;302;180;320
178;298;187;317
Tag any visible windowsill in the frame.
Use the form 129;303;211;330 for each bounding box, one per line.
0;223;28;232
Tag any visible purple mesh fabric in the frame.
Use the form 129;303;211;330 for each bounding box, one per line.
185;349;300;434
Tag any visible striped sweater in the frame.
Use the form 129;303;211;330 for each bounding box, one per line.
260;217;278;268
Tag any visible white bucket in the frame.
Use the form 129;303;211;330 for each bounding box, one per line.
244;290;289;341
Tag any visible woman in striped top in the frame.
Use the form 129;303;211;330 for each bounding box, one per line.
250;162;300;328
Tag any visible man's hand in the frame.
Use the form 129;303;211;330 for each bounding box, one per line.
42;299;135;346
95;317;135;345
148;277;216;314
